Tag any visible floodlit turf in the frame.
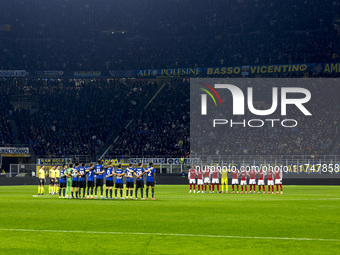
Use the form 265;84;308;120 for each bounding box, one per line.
0;185;339;254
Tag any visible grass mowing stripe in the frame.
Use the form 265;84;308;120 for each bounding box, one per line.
2;185;340;254
1;228;339;242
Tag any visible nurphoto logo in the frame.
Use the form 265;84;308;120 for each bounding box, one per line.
200;83;312;128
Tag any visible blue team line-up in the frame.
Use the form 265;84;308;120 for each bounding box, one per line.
38;161;156;200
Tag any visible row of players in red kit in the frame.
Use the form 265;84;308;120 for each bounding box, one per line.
188;166;283;194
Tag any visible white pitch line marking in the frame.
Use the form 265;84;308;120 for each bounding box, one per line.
0;229;339;242
32;195;55;198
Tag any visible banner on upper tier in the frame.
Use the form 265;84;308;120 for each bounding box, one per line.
73;71;101;77
34;71;65;77
0;147;30;157
0;70;26;77
125;62;340;78
6;62;340;79
323;62;340;73
136;68;203;77
206;64;310;75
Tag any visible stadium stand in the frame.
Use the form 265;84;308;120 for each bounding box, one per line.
0;0;339;70
0;82;15;145
109;79;190;157
2;78;159;157
0;0;339;159
0;77;338;158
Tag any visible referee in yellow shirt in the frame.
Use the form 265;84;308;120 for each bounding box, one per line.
49;166;56;195
54;166;60;195
221;167;228;193
38;166;46;195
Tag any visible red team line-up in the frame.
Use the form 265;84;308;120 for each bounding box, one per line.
188;166;283;194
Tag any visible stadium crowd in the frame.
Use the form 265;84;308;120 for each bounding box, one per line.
1;76;338;158
1;78;159;157
1;30;335;70
0;0;339;158
0;0;338;70
109;79;190;157
0;82;15;145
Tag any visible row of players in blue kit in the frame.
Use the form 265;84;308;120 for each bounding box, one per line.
59;161;156;200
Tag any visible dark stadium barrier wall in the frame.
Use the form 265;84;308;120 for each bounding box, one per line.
0;174;339;186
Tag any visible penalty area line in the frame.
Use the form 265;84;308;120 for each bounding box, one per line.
0;228;339;242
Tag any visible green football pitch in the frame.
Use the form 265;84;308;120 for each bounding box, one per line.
0;185;339;254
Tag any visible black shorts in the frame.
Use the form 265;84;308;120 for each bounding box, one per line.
72;180;78;188
136;180;144;189
60;182;66;188
126;181;134;189
50;178;54;185
96;178;103;187
106;180;113;187
146;181;155;187
78;180;86;189
115;183;123;189
87;180;94;188
39;179;45;185
55;178;59;184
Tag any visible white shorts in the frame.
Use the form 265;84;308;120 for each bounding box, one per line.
258;180;265;186
249;179;256;185
240;180;247;185
189;179;196;184
275;179;282;184
267;180;274;186
212;178;219;184
232;179;239;185
204;177;210;184
197;179;203;185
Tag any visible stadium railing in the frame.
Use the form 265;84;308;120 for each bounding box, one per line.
6;155;339;177
194;155;340;174
104;154;340;175
9;164;37;177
